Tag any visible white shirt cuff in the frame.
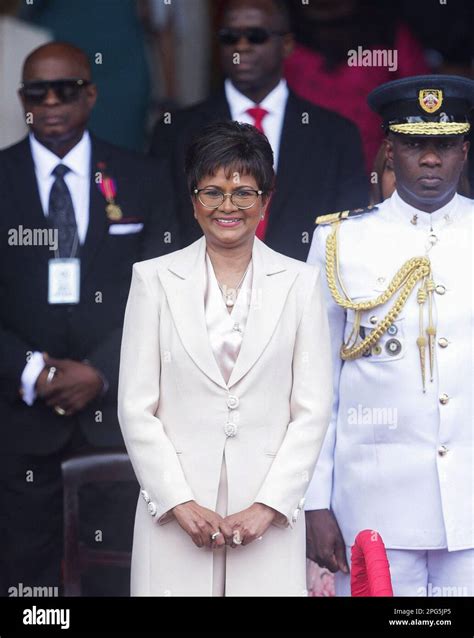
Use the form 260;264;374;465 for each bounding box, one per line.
20;351;45;406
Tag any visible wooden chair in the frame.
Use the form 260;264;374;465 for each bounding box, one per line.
62;451;136;596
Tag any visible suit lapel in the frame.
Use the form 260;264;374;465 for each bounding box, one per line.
159;238;228;389
80;136;109;280
9;138;48;230
267;92;315;234
209;88;232;120
158;237;298;389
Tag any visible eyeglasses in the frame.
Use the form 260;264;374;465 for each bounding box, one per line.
217;27;287;46
194;188;263;209
19;79;91;104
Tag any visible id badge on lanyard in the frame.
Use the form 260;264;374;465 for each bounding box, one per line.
48;233;80;304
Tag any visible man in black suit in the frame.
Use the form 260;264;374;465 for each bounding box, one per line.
149;0;368;261
0;42;178;595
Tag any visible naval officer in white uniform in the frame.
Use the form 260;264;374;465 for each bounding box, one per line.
305;75;474;596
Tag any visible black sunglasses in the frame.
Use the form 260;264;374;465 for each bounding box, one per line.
19;78;91;104
218;27;287;46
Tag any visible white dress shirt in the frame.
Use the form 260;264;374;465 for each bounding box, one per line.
224;78;289;170
21;131;92;405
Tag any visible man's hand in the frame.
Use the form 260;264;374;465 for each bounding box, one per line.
305;508;349;573
172;501;233;549
224;502;277;546
39;355;104;416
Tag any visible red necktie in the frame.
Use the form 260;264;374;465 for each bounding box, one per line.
246;106;268;133
246;106;270;240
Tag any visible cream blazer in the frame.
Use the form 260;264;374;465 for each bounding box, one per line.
118;236;332;596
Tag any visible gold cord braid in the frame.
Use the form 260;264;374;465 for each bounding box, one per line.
325;222;431;361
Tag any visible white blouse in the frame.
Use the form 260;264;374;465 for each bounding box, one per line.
204;252;253;385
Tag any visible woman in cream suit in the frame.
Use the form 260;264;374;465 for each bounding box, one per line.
118;121;332;596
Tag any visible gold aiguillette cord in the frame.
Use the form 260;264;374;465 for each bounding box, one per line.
416;280;427;392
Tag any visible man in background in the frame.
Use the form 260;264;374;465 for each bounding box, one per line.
0;42;178;595
150;0;368;261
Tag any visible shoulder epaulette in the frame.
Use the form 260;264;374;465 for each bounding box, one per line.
315;205;378;225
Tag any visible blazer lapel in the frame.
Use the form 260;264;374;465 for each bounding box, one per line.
159;238;229;389
227;238;297;387
80;137;109;280
158;237;298;390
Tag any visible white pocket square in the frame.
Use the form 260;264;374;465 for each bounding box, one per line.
108;223;144;235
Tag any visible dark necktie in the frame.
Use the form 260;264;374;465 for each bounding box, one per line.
48;164;77;258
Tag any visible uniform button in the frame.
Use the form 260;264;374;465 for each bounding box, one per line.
438;445;449;457
224;422;237;437
439;393;450;405
147;501;157;516
369;316;378;325
227;395;239;409
372;344;382;355
387;324;398;336
438;337;449;348
435;284;446;295
140;489;150;503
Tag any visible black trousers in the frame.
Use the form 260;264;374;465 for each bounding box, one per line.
0;425;138;597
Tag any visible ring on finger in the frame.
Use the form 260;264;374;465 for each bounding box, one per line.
232;530;242;545
54;405;66;416
46;366;57;384
211;531;221;541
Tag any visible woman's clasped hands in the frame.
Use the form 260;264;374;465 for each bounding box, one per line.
172;500;278;549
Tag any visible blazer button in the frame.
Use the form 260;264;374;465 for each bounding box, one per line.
439;393;450;405
140;489;150;503
227;395;239;409
147;501;157;516
438;445;449;457
224;422;237;437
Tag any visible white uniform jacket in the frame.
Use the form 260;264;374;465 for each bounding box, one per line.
306;191;474;551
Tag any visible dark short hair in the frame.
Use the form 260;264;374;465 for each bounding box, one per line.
220;0;291;32
185;120;275;196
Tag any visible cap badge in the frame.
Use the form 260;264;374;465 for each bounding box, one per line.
418;89;443;114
